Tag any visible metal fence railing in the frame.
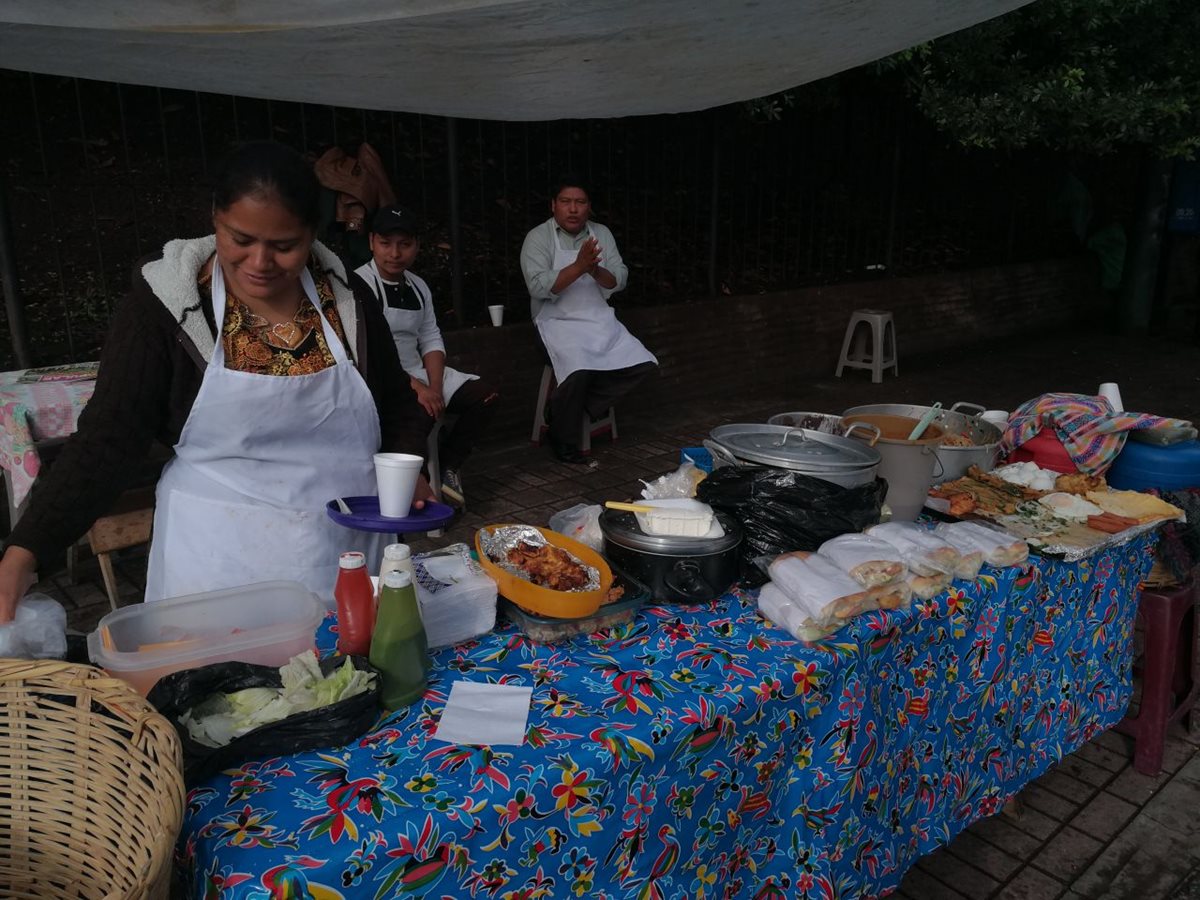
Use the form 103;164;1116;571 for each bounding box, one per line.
0;68;1141;369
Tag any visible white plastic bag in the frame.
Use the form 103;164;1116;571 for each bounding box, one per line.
548;503;604;552
640;460;706;500
0;593;67;659
412;544;497;648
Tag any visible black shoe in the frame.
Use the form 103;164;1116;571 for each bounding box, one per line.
551;439;598;468
441;468;465;508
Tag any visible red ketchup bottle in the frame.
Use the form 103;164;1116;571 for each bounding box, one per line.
334;551;376;656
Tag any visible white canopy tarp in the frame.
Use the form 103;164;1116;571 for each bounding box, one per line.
1;1;1032;120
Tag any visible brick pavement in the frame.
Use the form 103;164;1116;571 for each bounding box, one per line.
28;328;1200;899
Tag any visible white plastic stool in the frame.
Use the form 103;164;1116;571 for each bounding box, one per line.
835;309;898;383
530;364;618;452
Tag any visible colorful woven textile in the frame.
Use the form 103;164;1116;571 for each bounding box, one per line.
177;536;1153;899
1000;392;1187;475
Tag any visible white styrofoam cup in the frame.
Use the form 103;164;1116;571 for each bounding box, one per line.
374;453;424;518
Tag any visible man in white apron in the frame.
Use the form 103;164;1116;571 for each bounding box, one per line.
352;207;499;504
519;177;657;465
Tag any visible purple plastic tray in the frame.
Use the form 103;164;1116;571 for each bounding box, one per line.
325;496;455;533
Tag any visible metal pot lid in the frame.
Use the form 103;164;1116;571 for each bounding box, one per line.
599;508;743;555
709;423;881;470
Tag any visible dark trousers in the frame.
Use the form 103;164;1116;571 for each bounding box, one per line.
549;362;657;451
420;379;501;471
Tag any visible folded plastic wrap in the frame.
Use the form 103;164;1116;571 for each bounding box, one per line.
817;535;908;587
934;521;1030;567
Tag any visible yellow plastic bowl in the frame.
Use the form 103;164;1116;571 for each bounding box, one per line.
475;525;611;619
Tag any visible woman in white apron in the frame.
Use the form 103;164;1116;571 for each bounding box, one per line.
520;179;656;465
0;142;433;619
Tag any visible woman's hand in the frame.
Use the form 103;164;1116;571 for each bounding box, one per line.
413;382;445;419
0;546;37;624
412;474;435;510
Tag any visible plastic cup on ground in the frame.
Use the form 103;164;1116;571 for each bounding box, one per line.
374;453;423;518
1098;383;1124;413
488;304;504;327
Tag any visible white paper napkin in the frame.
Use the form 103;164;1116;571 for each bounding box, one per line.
433;680;532;746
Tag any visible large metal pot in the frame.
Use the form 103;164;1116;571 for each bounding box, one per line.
841;402;1000;484
599;509;743;603
705;422;881;488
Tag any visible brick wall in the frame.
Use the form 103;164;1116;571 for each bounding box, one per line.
445;257;1101;446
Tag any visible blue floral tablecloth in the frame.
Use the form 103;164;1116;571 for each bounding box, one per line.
178;535;1153;899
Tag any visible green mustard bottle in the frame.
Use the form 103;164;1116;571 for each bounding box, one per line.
369;569;430;710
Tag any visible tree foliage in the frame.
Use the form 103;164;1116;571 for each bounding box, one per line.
884;0;1200;158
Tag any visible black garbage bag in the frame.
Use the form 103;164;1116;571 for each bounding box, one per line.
147;654;381;784
697;467;887;585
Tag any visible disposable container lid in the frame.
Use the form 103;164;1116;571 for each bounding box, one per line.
599;508;743;555
384;543;412;560
87;580;324;677
710;423;881;470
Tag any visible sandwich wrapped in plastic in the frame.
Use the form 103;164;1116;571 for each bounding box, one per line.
866;522;963;577
817;534;908;587
907;570;952;599
766;551;911;635
934;521;1029;567
768;552;870;626
758;582;838;642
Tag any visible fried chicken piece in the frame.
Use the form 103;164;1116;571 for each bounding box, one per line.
506;541;589;591
1054;472;1107;495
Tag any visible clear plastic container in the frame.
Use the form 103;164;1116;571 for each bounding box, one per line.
501;566;650;643
87;580;324;695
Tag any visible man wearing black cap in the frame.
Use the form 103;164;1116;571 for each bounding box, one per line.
351;207;499;506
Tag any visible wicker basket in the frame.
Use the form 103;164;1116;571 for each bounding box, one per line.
0;660;186;900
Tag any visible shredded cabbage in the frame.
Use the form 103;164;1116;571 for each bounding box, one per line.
180;651;374;747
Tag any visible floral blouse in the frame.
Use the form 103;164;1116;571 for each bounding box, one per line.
199;262;349;376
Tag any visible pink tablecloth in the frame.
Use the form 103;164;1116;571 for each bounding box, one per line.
0;364;98;506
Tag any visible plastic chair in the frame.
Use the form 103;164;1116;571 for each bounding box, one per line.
530;364;618;452
835;309;898;383
1115;579;1200;775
